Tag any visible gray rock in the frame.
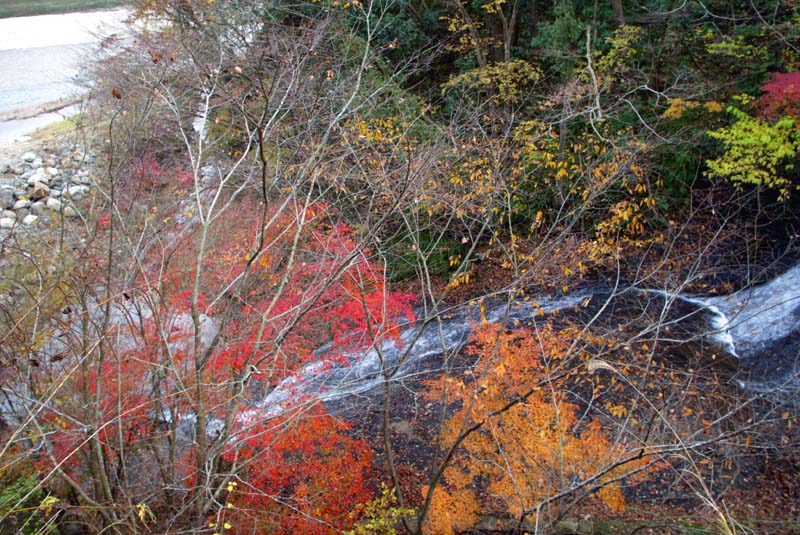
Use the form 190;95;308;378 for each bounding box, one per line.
0;217;14;229
50;189;62;198
30;201;46;216
62;206;78;218
13;199;30;210
0;188;13;208
46;167;59;177
9;165;23;175
28;172;48;186
554;517;595;535
30;182;50;201
22;214;38;225
1;210;15;219
21;152;37;163
0;164;9;175
31;158;43;169
66;185;89;201
46;198;62;212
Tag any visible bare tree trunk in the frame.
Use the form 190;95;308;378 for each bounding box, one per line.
611;0;625;25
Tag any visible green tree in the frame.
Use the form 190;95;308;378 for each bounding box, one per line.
706;106;800;200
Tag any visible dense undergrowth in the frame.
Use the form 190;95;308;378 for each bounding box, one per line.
1;0;800;534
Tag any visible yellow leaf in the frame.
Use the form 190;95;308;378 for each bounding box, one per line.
136;503;155;524
39;496;59;516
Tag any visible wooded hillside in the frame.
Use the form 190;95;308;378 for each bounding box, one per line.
1;0;799;533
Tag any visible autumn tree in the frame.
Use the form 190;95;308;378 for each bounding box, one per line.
0;0;427;533
1;1;799;535
421;322;651;535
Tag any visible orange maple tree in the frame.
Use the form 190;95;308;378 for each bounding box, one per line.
423;322;648;535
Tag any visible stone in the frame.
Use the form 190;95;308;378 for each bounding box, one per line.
62;206;78;218
1;210;15;219
27;172;48;186
0;188;13;208
31;158;43;169
30;182;50;201
46;198;62;212
46;167;59;177
21;152;37;163
66;185;88;201
13;199;30;210
30;201;46;216
22;214;38;225
0;217;14;229
554;518;594;535
50;189;62;198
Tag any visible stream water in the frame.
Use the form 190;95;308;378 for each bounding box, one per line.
5;263;800;435
248;265;800;422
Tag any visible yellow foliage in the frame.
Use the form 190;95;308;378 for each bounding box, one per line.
481;0;506;14
423;484;479;535
425;323;647;534
446;270;472;290
661;98;701;119
442;60;541;104
38;495;59;516
662;98;725;119
136;502;156;525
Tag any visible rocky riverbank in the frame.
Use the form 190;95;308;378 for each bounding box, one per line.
0;138;96;231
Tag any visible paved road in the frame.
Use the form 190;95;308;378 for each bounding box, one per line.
0;45;86;114
0;9;128;143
